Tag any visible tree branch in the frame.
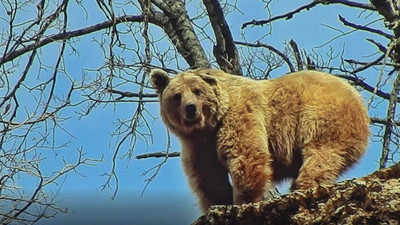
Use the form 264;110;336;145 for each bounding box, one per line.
242;0;375;29
234;41;295;72
366;38;388;53
136;151;180;159
370;116;400;126
370;0;400;64
290;39;303;71
194;162;400;225
371;0;400;37
0;15;145;64
106;88;158;99
151;0;210;69
335;73;400;103
202;0;242;75
345;54;386;74
380;71;400;169
338;15;393;39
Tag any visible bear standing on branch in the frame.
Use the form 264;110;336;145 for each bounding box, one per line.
150;68;370;212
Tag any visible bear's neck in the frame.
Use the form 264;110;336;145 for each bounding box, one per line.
180;130;217;155
179;128;216;140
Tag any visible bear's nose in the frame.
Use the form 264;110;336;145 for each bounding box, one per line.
185;103;197;120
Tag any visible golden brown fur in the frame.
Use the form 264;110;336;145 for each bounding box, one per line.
150;68;370;212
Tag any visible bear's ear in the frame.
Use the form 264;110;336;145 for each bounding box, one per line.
198;74;217;86
150;69;170;93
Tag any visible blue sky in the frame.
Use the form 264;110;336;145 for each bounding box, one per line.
1;0;388;224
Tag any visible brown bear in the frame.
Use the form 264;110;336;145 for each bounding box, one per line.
150;68;370;212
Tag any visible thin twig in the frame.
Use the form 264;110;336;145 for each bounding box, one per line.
234;41;295;72
290;39;303;71
339;15;392;39
0;15;145;64
242;0;374;29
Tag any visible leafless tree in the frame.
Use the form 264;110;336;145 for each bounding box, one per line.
1;0;399;223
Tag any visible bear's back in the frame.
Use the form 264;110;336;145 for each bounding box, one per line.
268;70;369;163
274;71;359;99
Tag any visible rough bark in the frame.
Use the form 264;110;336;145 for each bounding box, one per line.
149;0;210;69
370;0;400;169
370;0;400;64
193;162;400;225
202;0;242;75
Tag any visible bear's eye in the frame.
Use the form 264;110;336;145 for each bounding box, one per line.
173;93;181;102
193;89;201;96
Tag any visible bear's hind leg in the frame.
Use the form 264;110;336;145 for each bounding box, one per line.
292;143;363;191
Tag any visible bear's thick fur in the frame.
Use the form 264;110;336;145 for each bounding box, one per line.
150;68;370;212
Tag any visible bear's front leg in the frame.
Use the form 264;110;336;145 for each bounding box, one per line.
218;118;274;205
180;140;233;212
228;153;273;204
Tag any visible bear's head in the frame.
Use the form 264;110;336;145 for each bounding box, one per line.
150;69;227;136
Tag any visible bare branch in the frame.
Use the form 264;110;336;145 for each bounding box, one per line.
106;89;158;99
345;54;386;74
366;38;388;53
140;129;172;195
151;0;210;69
338;15;393;39
11;166;44;220
290;39;303;71
234;41;295;72
203;0;242;75
371;0;400;36
242;0;375;29
370;117;400;126
380;71;400;169
335;73;400;103
0;15;145;64
136;151;180;159
371;0;400;63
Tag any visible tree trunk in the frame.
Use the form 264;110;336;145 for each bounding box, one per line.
193;162;400;225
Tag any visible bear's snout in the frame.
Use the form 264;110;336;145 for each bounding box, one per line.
185;103;198;120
